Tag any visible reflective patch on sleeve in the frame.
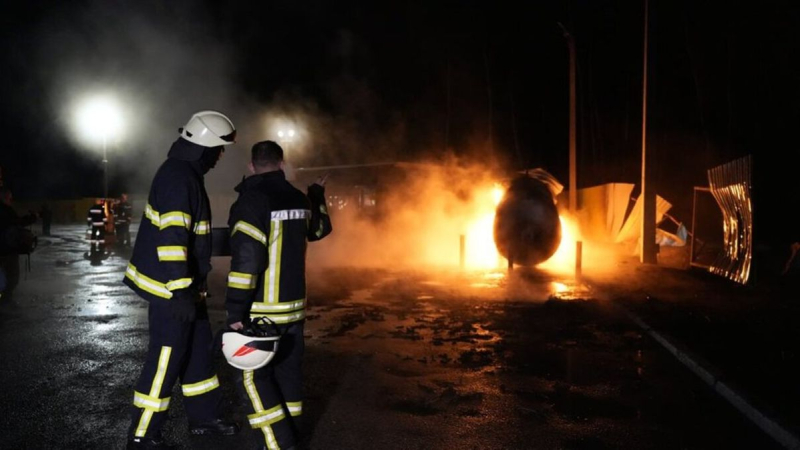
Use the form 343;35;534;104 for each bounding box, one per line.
160;211;192;229
315;221;324;238
166;278;192;291
250;299;305;313
125;263;172;299
144;204;193;230
193;220;211;235
232;221;267;245
157;246;188;262
228;271;257;290
145;204;160;227
250;310;305;324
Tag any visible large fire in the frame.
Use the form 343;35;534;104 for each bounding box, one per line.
539;214;581;274
461;183;581;273
462;183;506;269
309;163;589;275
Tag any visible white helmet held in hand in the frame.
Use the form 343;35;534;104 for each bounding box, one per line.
221;317;281;370
180;110;237;147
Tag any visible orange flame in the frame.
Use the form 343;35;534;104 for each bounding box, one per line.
461;184;583;272
462;183;506;269
540;214;581;274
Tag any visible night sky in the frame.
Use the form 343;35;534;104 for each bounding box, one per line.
1;0;798;245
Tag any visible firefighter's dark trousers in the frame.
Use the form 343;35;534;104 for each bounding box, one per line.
128;298;222;438
89;226;105;255
239;321;304;450
0;254;19;300
116;223;131;247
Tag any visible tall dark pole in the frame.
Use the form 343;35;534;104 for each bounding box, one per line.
102;135;108;200
641;0;658;264
483;44;493;158
509;77;523;168
445;58;451;153
558;22;577;215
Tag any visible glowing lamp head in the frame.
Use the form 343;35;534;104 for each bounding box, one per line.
76;95;124;143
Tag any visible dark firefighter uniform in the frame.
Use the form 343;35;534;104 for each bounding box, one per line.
87;202;106;255
225;170;332;449
0;199;37;301
114;198;133;247
122;151;219;440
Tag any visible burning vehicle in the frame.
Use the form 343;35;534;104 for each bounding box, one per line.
494;169;563;267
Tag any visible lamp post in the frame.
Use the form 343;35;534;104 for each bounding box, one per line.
277;128;295;153
75;94;123;200
102;134;108;199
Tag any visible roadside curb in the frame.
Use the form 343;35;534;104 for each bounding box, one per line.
614;302;800;450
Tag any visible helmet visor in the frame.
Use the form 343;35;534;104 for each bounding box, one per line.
220;129;236;144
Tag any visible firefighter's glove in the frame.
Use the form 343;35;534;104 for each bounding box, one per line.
169;290;197;322
307;183;325;201
197;275;209;297
226;304;247;327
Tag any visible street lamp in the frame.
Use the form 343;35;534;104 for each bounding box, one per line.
75;94;124;199
277;128;296;153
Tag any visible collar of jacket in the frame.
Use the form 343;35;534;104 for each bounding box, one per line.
234;170;286;193
167;138;205;176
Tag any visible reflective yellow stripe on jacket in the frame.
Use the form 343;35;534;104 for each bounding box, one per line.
125;263;192;299
232;220;267;245
157;246;188;262
228;271;257;290
250;299;305;324
193;220;210;235
145;203;192;230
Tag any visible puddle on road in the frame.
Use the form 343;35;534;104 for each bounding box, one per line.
350;288;373;303
469;270;506;289
549;281;592;301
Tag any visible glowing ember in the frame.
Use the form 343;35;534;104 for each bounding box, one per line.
549;280;591;300
551;281;569;293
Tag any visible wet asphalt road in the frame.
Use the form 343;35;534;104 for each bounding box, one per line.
0;224;782;449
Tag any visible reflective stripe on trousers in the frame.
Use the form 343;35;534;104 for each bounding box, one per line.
238;321;305;449
129;299;221;438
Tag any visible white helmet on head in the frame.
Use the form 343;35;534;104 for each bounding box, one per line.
179;110;236;147
221;317;281;370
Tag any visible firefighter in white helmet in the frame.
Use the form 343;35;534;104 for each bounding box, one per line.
123;110;239;449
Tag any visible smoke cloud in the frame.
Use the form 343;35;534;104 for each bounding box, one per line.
27;1;407;200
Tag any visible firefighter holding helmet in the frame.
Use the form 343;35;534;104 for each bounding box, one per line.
224;140;332;450
123;110;239;449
